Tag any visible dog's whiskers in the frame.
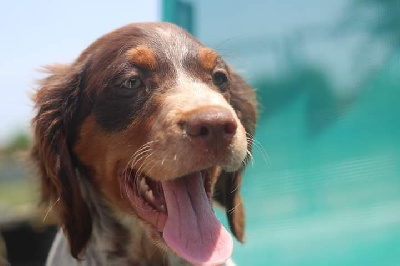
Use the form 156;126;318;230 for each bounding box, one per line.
227;201;243;214
133;152;155;195
246;132;271;167
245;149;255;167
43;197;61;222
120;140;159;200
120;148;151;198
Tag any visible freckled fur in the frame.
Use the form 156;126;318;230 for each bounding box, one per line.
31;22;257;265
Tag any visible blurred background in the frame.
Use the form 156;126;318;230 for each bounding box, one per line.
1;0;399;265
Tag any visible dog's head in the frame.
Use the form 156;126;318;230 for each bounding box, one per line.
32;22;256;265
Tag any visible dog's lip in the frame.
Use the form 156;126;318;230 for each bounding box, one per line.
121;167;233;265
121;168;212;232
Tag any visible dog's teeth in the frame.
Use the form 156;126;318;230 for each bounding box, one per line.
140;177;149;191
147;190;154;201
160;204;166;212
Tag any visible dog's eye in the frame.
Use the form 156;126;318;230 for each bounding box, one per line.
212;72;228;89
122;78;142;89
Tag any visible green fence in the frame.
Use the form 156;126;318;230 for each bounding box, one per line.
163;0;400;265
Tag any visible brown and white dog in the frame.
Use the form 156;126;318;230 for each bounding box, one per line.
31;22;257;265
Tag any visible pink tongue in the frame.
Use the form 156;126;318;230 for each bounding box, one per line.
162;172;233;266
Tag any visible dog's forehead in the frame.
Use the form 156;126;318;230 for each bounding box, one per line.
145;23;200;64
84;23;218;76
131;23;219;71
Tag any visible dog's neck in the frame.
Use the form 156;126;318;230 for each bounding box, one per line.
79;174;189;266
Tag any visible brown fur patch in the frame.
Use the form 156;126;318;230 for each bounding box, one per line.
32;23;258;263
73;114;151;211
126;45;157;70
198;48;218;70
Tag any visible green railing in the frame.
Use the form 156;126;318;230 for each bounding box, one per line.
162;0;400;265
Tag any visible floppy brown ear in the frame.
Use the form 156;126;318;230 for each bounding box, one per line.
31;64;92;259
213;72;257;243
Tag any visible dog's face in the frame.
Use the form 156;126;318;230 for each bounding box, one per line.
32;22;256;265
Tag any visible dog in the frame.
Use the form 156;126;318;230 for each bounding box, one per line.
31;22;257;265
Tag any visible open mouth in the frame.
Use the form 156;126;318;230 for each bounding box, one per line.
122;168;233;265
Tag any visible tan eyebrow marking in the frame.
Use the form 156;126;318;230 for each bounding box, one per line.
198;48;218;70
126;45;157;70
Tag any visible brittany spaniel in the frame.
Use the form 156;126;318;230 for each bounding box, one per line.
31;22;257;265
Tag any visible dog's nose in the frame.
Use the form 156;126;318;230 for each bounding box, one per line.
184;107;237;141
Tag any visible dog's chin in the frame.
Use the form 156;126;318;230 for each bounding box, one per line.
120;167;233;265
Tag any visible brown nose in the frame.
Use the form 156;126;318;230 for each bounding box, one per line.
184;107;237;141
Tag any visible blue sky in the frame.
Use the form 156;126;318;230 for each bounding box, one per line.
0;0;159;144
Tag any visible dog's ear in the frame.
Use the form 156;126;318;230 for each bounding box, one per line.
31;63;92;259
213;72;257;243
